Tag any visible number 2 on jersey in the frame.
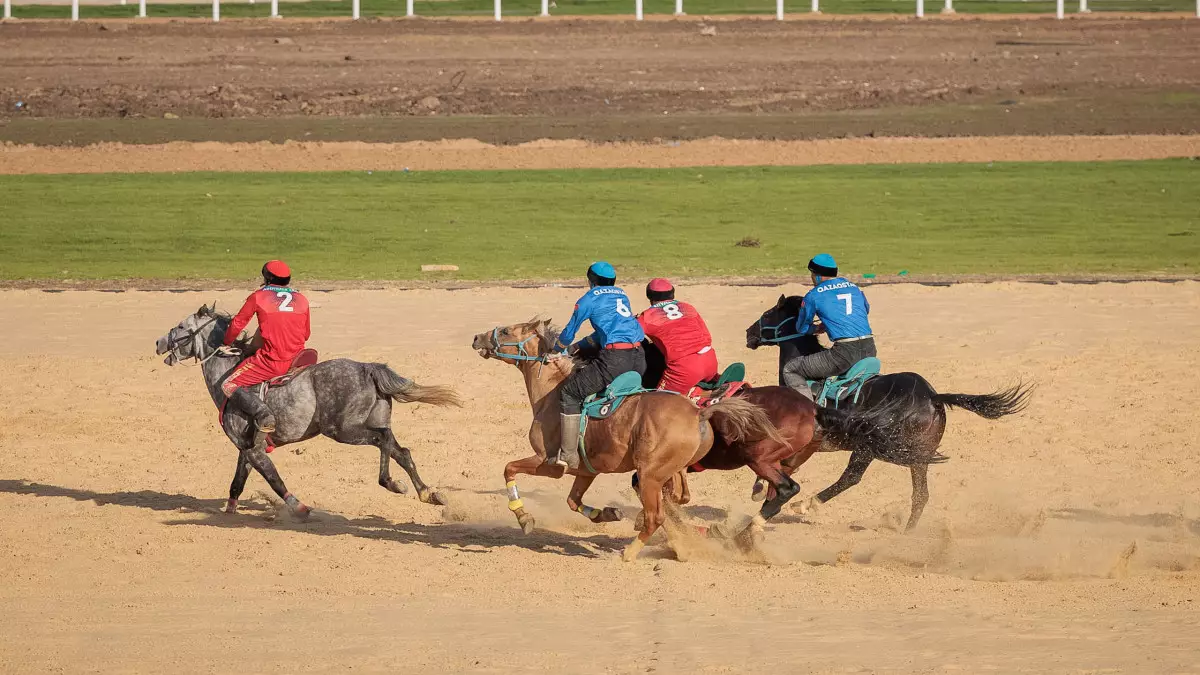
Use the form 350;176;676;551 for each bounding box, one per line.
277;291;294;312
836;293;853;315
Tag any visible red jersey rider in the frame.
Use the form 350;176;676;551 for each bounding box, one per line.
219;260;311;451
637;278;719;397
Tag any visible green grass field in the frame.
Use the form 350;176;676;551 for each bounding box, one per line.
1;160;1197;282
8;0;1194;19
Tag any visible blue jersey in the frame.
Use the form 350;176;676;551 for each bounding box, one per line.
556;286;646;352
797;277;873;341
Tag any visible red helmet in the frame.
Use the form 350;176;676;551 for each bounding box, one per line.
262;260;291;285
646;278;675;302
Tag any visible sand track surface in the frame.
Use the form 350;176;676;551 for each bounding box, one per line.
3;134;1200;173
1;282;1198;672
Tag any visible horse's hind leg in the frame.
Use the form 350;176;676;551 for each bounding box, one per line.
380;429;441;505
567;474;621;523
749;460;801;522
802;449;874;516
377;448;409;495
226;451;251;514
907;464;930;532
242;444;310;521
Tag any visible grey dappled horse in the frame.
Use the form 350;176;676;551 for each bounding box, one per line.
155;304;462;520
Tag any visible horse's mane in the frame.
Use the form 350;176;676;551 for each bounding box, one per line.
523;316;581;372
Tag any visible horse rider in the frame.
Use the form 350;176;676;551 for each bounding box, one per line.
219;260;312;452
637;278;719;397
780;254;876;393
549;262;647;469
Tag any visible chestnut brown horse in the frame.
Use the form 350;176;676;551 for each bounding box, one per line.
472;318;783;561
746;293;1033;531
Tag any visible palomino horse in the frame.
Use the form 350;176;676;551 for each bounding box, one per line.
472;318;784;561
746;294;1033;531
156;304;462;519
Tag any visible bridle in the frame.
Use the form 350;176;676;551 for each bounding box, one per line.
167;314;225;365
757;315;802;344
487;326;547;364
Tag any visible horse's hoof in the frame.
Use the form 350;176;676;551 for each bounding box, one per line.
595;507;623;523
751;480;767;503
517;512;536;535
383;479;409;495
224;499;238;514
292;503;312;522
419;489;446;506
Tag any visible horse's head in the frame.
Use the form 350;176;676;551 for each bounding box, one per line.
471;318;556;365
155;303;223;366
745;293;804;350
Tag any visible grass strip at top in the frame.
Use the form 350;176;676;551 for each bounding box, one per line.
6;0;1195;19
1;160;1197;282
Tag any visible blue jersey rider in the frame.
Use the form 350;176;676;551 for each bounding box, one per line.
550;262;647;469
781;254;877;393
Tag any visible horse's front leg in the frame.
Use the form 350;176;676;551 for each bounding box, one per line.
566;474;622;523
242;443;310;521
503;455;562;535
226;451;251;514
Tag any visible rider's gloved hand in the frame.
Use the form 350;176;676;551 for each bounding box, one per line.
216;345;241;357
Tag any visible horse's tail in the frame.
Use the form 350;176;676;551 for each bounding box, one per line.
933;383;1033;420
815;398;949;467
700;398;788;447
368;364;463;408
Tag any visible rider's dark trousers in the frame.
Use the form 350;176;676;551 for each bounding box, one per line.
781;337;877;390
560;346;647;415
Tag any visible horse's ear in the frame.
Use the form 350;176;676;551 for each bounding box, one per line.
776;293;787;307
196;304;209;317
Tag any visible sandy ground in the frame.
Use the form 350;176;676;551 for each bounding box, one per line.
3;133;1200;173
1;282;1199;672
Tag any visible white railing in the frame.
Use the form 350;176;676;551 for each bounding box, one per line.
1;0;1195;23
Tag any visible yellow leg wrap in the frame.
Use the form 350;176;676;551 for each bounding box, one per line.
508;499;525;512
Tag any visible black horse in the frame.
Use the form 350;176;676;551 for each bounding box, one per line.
746;294;1032;531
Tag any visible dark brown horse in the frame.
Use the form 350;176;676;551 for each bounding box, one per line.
472;319;785;561
747;294;1033;531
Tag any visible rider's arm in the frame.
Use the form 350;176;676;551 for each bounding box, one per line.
304;304;312;341
555;295;591;352
571;333;599;354
795;296;819;336
224;294;258;345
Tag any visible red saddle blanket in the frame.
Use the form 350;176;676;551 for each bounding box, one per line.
219;349;319;453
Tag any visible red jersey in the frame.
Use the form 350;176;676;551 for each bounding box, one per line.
637;301;714;363
224;286;311;364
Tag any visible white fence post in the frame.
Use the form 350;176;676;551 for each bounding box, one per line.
1055;0;1063;18
271;0;279;17
810;0;818;12
635;0;643;20
4;0;11;19
408;0;414;15
120;0;126;6
352;0;360;18
942;0;953;13
494;0;500;20
71;0;79;19
776;0;783;19
139;0;146;16
674;0;683;15
542;0;549;15
915;0;923;17
212;0;219;22
1078;0;1089;12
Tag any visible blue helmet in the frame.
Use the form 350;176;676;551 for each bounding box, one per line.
587;261;617;287
808;253;838;278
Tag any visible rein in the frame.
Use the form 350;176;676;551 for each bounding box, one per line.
758;317;802;344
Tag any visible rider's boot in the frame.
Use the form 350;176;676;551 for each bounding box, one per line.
550;413;581;470
230;387;277;449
